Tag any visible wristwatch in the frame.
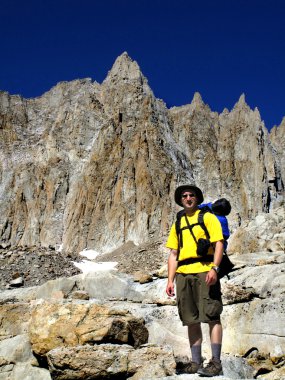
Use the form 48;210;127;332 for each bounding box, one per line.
212;266;220;274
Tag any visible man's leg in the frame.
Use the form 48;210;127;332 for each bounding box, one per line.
197;321;223;377
209;321;222;362
175;274;203;374
177;323;203;374
188;322;203;365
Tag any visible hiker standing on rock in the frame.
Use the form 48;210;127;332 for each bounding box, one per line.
166;185;224;377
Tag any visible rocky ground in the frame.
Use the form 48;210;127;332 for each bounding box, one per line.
1;233;285;379
95;238;168;275
0;246;81;290
0;238;169;290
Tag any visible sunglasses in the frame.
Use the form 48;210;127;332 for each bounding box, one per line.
181;193;196;199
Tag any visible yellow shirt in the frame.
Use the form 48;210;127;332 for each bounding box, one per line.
166;210;223;274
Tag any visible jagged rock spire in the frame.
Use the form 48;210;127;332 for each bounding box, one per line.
233;93;250;111
191;92;204;107
104;52;145;84
238;93;246;104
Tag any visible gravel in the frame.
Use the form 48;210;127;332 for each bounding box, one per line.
0;238;169;290
0;246;81;290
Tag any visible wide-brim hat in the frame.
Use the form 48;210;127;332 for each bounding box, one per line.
174;185;204;207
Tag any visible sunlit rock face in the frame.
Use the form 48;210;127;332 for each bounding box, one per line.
170;93;283;222
0;52;284;253
269;117;285;192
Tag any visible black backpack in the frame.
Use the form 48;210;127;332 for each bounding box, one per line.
175;208;234;279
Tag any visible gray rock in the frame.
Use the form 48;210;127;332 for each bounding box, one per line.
228;207;285;255
0;363;51;380
47;343;176;380
76;271;144;302
9;277;24;287
0;303;32;341
0;334;38;365
0;286;38;303
35;276;78;299
222;355;255;379
219;253;285;358
70;290;89;300
223;260;285;298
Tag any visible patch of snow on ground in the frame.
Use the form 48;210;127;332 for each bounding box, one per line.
73;259;118;273
79;249;101;260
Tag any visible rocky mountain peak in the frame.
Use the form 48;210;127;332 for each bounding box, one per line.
233;93;250;111
191;92;205;108
100;52;153;119
270;116;285;135
103;51;146;85
230;95;263;127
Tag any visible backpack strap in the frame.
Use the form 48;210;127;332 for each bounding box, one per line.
184;214;199;244
175;210;184;261
197;209;211;240
177;255;214;267
175;209;212;262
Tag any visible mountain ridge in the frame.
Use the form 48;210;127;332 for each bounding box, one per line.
0;53;284;253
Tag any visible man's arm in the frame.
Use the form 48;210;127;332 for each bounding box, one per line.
205;240;224;286
166;249;178;297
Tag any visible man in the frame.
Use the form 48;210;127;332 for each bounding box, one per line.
166;185;224;377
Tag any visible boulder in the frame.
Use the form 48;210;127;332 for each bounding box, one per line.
76;271;144;302
228;207;285;254
47;344;133;379
107;301;191;359
257;366;285;379
221;257;285;357
221;355;255;379
128;344;176;379
70;290;89;300
0;362;51;380
0;303;32;341
9;277;24;288
29;301;148;355
46;343;176;380
0;287;37;303
0;334;38;366
35;276;79;299
222;297;285;356
222;283;257;305
224;259;285;298
156;264;168;278
132;271;153;284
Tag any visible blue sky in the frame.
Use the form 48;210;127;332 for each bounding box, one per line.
1;0;284;130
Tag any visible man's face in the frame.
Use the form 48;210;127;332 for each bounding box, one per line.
181;190;199;212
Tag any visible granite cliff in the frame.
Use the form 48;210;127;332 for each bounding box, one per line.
0;52;284;255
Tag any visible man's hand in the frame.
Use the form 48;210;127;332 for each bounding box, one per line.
166;281;175;297
205;269;217;286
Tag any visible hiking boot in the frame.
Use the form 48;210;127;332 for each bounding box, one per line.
197;358;223;377
180;361;202;374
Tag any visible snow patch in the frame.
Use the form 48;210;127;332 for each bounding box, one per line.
79;249;101;260
73;259;118;274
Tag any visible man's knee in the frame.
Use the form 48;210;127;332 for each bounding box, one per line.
208;320;222;327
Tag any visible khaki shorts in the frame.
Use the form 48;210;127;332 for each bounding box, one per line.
176;272;223;325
